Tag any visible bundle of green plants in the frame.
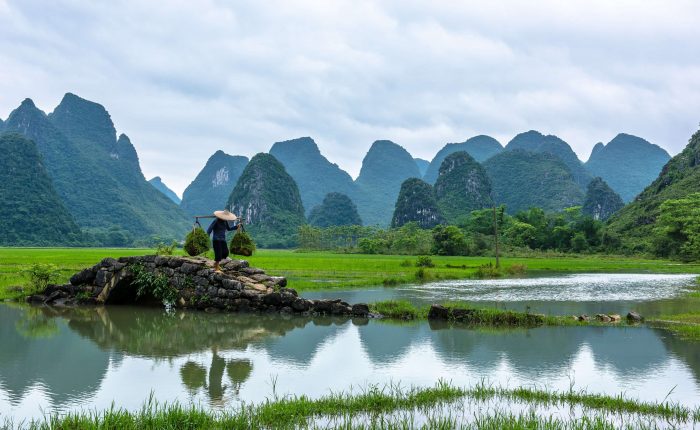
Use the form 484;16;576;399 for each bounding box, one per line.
184;225;210;256
230;227;256;256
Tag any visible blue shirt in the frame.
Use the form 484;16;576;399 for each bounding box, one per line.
206;219;238;241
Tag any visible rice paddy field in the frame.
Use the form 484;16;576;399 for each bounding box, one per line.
1;247;699;300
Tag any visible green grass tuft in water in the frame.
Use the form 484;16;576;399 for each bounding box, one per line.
18;381;700;430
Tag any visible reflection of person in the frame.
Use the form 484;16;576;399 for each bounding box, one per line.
207;210;239;272
208;347;226;403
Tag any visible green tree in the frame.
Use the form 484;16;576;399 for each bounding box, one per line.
654;193;700;260
431;225;469;256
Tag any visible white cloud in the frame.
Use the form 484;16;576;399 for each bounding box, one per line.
0;0;699;195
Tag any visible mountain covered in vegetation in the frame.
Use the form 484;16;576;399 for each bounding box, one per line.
414;158;429;177
582;177;624;221
484;150;584;214
585;133;670;202
181;150;248;217
269;137;356;216
607;128;700;255
354;140;421;226
149;177;181;204
434;152;493;223
3;94;189;245
226;153;305;248
423;135;503;184
391;178;444;229
506;130;591;188
308;192;362;227
0;133;83;246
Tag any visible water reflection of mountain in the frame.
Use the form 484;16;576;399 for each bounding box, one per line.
428;325;675;379
0;305;116;406
258;317;353;365
657;327;700;385
356;322;430;364
353;320;688;381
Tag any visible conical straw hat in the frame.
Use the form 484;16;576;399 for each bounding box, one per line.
213;210;237;221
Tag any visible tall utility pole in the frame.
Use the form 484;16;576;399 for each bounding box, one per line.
492;205;500;268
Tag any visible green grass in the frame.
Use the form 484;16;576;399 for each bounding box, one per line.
0;248;152;300
648;277;700;339
19;381;700;429
2;248;699;300
370;300;591;327
246;251;700;291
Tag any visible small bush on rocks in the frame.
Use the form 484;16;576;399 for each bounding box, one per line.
155;240;178;256
23;263;60;294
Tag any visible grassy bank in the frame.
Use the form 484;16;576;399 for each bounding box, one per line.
370;300;606;327
19;381;699;429
2;248;699;300
649;279;700;339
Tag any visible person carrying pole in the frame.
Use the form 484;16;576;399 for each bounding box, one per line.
206;210;239;272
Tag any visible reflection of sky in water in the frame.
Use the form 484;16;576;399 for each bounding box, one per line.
1;303;700;423
305;273;700;316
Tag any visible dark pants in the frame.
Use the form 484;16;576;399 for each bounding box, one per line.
213;240;229;262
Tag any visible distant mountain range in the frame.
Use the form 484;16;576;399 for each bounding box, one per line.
505;130;592;189
180;150;248;218
585;133;670;202
227;153;305;248
269;137;356;216
354;140;422;226
1;94;189;245
149;177;180;205
608;128;700;252
0;133;82;246
0;93;679;247
423;135;503;184
484;150;584;214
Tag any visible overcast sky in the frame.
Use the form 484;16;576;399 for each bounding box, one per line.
1;0;699;196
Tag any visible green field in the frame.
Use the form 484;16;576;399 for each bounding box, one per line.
2;247;700;301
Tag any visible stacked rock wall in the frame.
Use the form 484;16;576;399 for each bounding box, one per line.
29;256;370;317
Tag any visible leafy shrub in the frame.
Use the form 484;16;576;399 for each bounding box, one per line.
505;264;527;276
155;240;178;256
184;226;210;256
132;264;179;305
415;267;433;282
230;228;256;256
474;262;502;279
24;263;60;294
415;256;435;268
431;225;470;256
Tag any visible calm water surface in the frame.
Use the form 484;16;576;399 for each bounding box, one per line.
1;277;700;424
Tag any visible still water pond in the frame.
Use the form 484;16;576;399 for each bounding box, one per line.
1;273;700;424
